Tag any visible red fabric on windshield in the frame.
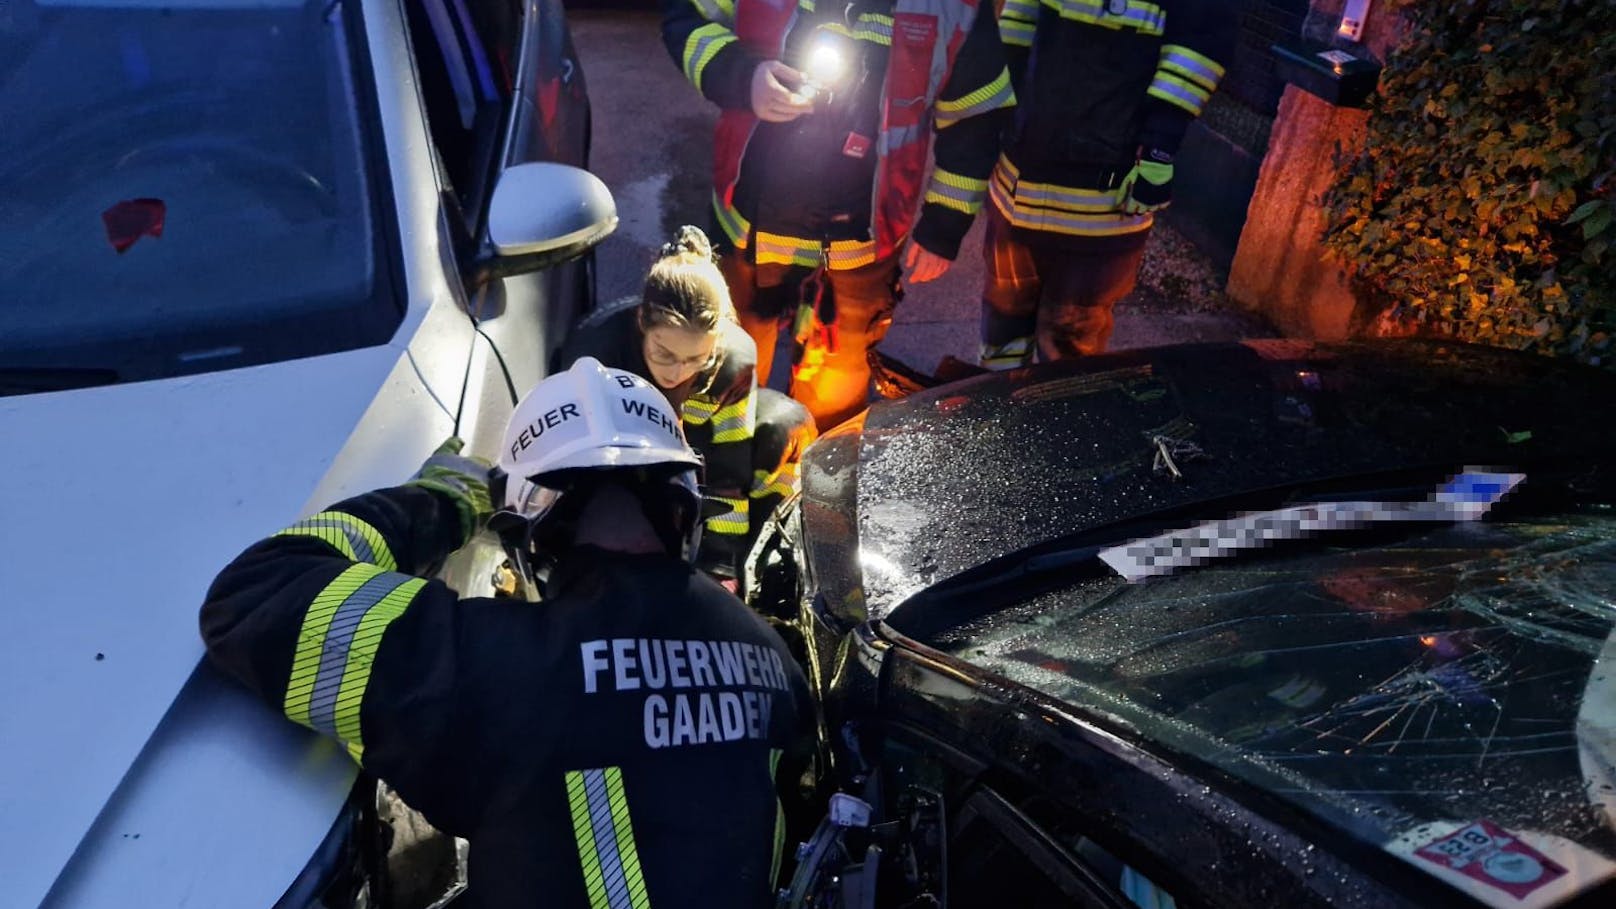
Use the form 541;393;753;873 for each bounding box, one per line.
101;198;166;253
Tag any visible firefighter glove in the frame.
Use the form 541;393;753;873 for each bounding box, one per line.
407;436;494;541
1122;149;1174;214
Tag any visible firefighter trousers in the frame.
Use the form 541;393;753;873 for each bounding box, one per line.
721;252;901;433
980;203;1151;365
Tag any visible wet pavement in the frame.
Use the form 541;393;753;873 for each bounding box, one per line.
569;8;1276;385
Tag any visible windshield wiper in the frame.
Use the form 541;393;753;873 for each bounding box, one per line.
0;367;120;395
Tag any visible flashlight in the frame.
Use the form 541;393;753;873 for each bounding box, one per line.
798;37;847;103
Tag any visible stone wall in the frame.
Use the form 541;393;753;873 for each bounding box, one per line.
1226;0;1403;338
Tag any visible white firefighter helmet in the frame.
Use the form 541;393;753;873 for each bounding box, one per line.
490;357;704;580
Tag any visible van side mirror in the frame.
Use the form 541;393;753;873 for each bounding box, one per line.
476;163;617;281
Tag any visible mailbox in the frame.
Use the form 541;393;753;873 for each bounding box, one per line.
1271;40;1382;109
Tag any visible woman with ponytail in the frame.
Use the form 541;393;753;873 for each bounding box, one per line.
560;226;817;585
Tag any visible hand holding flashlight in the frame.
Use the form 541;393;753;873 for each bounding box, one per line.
798;39;847;103
751;61;813;123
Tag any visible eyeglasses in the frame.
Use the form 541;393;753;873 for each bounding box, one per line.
645;343;718;371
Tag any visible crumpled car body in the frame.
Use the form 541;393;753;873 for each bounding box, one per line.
750;339;1616;908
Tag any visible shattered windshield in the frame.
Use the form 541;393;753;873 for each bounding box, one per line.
927;513;1616;902
0;0;395;391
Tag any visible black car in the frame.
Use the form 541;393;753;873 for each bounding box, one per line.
750;340;1616;909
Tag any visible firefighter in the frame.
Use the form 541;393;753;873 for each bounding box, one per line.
660;0;1015;431
978;0;1236;367
199;358;814;907
561;225;817;585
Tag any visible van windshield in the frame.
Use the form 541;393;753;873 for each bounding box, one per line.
0;0;397;393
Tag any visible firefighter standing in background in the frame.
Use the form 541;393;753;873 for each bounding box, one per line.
561;225;817;584
200;358;813;907
660;0;1014;431
978;0;1236;368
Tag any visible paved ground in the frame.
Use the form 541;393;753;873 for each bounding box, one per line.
570;9;1275;386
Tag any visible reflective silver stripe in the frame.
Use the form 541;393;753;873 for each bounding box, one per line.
1040;0;1164;34
925;177;987;213
1160;45;1224;91
299;518;380;565
853;13;893;43
305;571;415;737
1001;0;1040;20
1000;17;1036;46
581;769;636;909
1147;72;1210;116
990;175;1152;236
684;24;738;87
689;0;734;27
934;74;1014;128
877;122;928;156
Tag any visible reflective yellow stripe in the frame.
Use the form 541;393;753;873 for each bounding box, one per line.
566;768;651;909
853;12;893;44
333;576;424;746
682;396;721;425
925;166;989;214
769;749;785;887
283;564;425;756
274;511;398;571
1000;17;1036;46
1159;44;1225;91
820;21;852;37
1148;69;1212;117
706;495;750;534
712;192;752;248
751;463;798;500
683;23;737;89
1001;0;1040;21
755;231;821;267
689;0;733;25
827;239;877;269
991;156;1152;237
934;68;1014;128
566;772;611;908
711;399;754;443
1039;0;1164;34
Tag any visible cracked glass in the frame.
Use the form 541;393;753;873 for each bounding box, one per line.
928;512;1616;896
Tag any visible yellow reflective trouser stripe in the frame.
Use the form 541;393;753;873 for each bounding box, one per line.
1148;69;1211;117
283;563;426;758
769;749;786;888
755;231;821;267
1160;44;1225;90
566;767;651;909
990;157;1151;236
274;511;398;571
1000;17;1036;46
1039;0;1164;34
706;495;750;534
683;23;737;90
925;167;989;215
820;21;852;37
934;68;1014;128
827;239;876;269
682;396;720;425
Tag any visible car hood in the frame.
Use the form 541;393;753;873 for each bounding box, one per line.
0;348;402;909
799;339;1616;621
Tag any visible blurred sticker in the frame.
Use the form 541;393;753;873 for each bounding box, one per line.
1413;820;1567;899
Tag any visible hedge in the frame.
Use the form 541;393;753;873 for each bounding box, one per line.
1323;0;1615;365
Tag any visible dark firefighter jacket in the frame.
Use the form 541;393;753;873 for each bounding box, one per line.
200;484;814;908
990;0;1237;238
561;296;762;578
661;0;1014;264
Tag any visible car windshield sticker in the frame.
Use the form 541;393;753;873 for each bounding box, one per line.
1100;470;1525;581
1412;821;1568;900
